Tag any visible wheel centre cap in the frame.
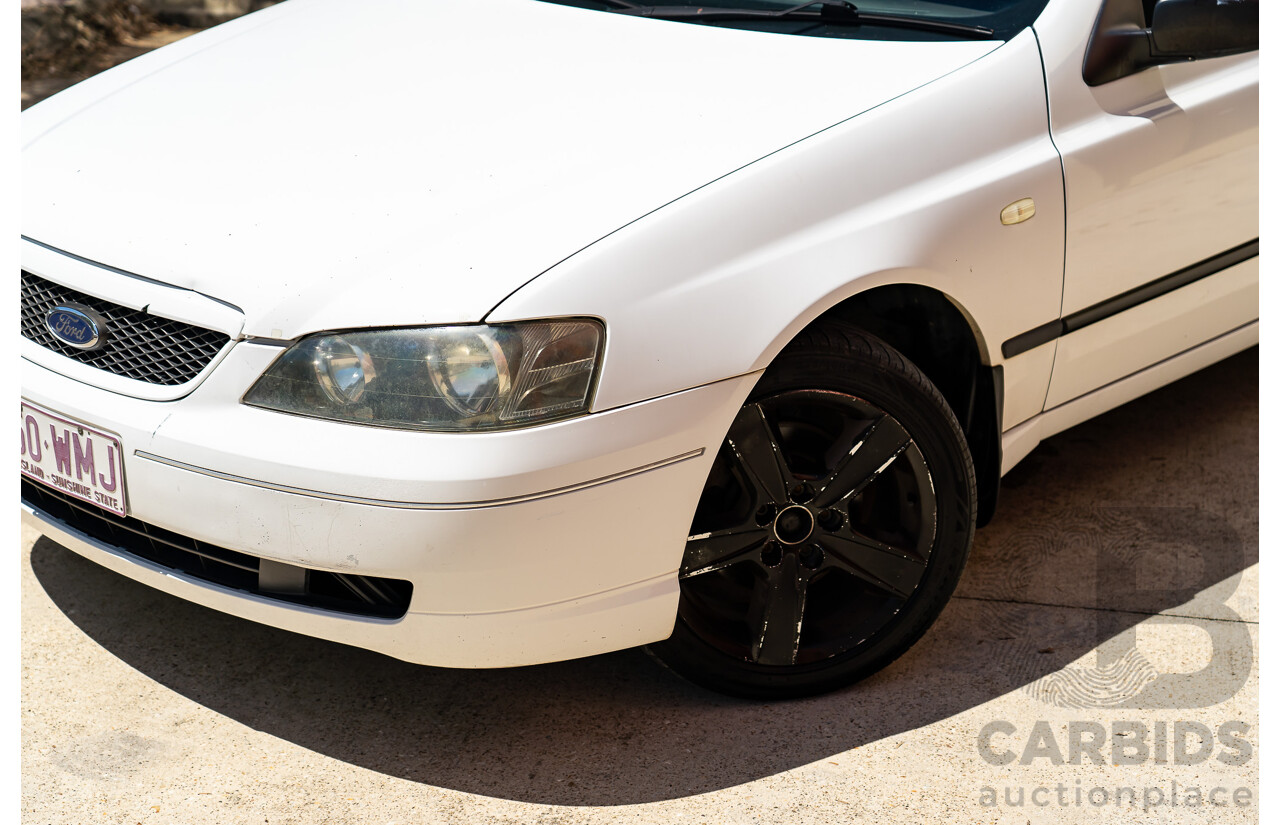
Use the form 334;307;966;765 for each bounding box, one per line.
773;505;815;546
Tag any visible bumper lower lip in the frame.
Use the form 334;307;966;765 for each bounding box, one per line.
23;503;682;668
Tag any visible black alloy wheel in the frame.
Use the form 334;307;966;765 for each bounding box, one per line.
649;323;976;698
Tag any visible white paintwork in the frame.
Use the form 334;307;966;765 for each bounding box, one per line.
1034;4;1258;315
20;0;1258;669
491;29;1066;419
1002;343;1059;430
21;0;998;341
21;239;244;335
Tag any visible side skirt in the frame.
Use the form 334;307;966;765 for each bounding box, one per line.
999;321;1257;476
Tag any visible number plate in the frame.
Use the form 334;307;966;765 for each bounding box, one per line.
20;402;128;517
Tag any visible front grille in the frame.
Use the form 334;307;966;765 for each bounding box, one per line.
21;270;231;386
23;479;413;619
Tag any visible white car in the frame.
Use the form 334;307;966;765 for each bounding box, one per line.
20;0;1257;698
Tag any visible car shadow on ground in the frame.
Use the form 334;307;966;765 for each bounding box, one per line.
29;349;1257;806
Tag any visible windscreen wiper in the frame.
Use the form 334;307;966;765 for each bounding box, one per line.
607;0;995;39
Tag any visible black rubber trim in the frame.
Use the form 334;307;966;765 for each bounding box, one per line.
1001;319;1062;359
974;364;1002;528
1001;238;1258;359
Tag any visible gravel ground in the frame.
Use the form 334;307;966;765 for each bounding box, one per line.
21;349;1259;824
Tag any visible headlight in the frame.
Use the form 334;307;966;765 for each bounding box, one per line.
243;320;603;432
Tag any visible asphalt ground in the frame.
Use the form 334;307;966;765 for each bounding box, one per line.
20;347;1259;824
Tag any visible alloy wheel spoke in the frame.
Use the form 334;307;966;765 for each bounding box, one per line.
681;526;770;578
813;415;912;508
748;554;811;666
818;530;926;601
726;403;794;505
677;389;945;674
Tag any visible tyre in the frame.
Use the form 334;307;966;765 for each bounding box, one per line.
648;322;976;698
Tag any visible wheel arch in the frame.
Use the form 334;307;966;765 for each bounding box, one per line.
801;283;1002;526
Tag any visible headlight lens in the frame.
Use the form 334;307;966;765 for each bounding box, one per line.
425;328;510;417
313;336;376;405
243;320;603;432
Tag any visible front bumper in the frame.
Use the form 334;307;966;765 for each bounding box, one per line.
21;346;758;667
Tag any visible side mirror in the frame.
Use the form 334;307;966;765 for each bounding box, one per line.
1083;0;1258;87
1150;0;1259;58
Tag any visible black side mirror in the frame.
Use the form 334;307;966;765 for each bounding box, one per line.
1083;0;1258;86
1150;0;1258;58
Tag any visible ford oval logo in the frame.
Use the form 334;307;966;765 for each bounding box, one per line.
46;303;108;351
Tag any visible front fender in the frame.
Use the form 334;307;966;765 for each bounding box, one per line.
487;29;1064;429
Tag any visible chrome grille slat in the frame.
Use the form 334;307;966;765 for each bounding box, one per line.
21;270;230;385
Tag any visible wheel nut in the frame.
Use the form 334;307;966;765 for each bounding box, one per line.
755;503;778;526
760;541;783;567
800;544;824;570
789;482;815;503
817;508;844;531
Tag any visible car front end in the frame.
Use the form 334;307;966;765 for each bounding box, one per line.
21;249;753;664
22;0;1052;690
